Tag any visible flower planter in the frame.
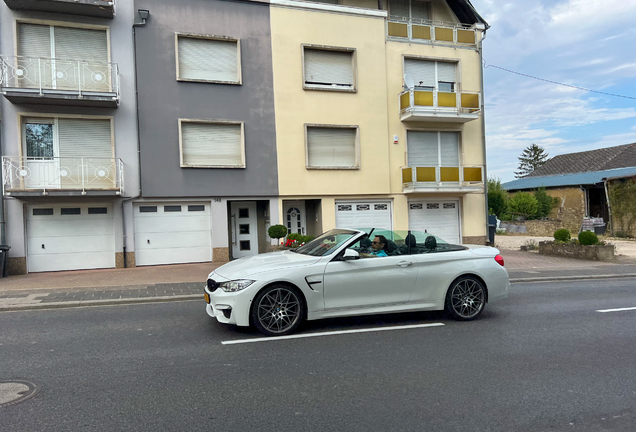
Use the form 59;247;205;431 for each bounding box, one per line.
538;241;615;262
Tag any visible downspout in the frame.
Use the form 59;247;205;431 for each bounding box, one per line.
478;25;489;244
122;12;148;267
0;123;5;246
603;179;613;236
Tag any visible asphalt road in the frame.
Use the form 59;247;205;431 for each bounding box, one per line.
1;279;635;432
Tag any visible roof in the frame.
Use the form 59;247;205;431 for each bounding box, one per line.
503;166;636;191
447;0;489;28
526;143;636;177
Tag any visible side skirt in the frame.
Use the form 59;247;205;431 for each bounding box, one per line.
307;301;444;321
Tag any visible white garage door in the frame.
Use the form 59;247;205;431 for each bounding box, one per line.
134;203;212;266
409;200;461;244
27;204;115;273
335;201;392;230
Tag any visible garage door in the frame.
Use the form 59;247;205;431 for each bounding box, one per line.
134;203;212;266
408;200;460;244
335;201;392;230
27;204;115;272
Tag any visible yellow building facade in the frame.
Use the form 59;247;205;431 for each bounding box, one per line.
270;0;489;244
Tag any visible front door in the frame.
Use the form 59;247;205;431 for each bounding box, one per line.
23;119;60;189
230;201;258;259
283;201;306;235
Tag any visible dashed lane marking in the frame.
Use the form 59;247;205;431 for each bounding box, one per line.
597;306;636;313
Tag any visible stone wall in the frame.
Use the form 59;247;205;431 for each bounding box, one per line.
538;241;615;262
546;188;586;233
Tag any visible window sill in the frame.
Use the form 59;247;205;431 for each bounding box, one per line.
306;166;360;170
303;84;356;93
181;164;246;169
177;78;242;85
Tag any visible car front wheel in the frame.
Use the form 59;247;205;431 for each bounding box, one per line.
251;284;305;336
445;276;486;321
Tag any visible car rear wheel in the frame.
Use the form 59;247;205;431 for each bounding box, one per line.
251;284;305;336
445;276;486;321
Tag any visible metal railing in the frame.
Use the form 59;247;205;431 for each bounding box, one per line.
0;56;119;97
387;18;479;45
399;89;480;115
2;157;123;195
402;165;484;187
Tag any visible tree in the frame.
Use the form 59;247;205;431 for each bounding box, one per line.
515;144;549;178
508;192;539;219
487;177;508;219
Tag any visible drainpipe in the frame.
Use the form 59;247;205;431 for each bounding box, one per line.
121;11;149;267
478;25;488;244
603;179;613;236
0;124;5;246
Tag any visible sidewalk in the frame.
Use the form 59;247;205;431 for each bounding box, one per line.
1;251;636;311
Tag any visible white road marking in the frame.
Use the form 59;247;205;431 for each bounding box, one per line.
222;322;445;345
596;306;636;313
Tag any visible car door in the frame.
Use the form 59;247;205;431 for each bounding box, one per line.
322;250;418;311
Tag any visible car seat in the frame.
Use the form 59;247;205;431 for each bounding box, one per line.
400;234;418;254
424;236;437;251
386;239;400;256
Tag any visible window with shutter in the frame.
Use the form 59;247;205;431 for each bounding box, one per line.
177;36;240;84
180;121;244;168
388;0;430;21
306;126;358;169
404;58;457;91
303;47;355;91
407;131;459;166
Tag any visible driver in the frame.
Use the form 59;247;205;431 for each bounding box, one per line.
361;235;388;258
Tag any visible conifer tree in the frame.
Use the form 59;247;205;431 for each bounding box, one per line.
515;144;549;178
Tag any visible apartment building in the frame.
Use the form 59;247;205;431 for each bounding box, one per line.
0;0;140;274
272;0;488;245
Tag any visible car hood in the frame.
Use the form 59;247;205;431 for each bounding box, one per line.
213;251;322;280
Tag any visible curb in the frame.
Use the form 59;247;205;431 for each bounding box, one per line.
510;273;636;283
0;294;201;312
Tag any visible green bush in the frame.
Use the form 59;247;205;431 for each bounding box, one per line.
534;188;556;219
508;192;539;219
267;224;287;240
287;233;300;241
554;229;571;242
578;231;599;245
487;178;508;219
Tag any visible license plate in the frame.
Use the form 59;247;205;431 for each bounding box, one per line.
204;293;210;304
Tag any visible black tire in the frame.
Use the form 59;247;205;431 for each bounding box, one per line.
444;276;486;321
251;284;306;336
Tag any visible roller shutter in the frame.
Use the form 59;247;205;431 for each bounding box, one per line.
304;49;353;87
181;122;243;167
307;127;356;167
178;37;239;82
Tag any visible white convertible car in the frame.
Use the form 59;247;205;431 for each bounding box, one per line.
204;228;509;336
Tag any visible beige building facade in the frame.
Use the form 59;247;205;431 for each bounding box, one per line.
270;0;489;244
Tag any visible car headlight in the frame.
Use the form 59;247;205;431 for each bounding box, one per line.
219;279;255;292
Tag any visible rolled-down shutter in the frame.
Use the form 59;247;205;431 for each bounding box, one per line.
54;27;108;62
178;37;238;82
404;59;435;88
17;24;52;88
307;127;357;167
437;62;456;84
407;131;438;166
389;0;409;19
411;0;430;20
440;132;459;166
18;23;51;58
58;119;113;159
181;122;243;167
304;49;354;86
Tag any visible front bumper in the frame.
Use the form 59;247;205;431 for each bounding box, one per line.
204;283;258;327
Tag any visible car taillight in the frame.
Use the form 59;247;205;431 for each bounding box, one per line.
495;254;504;267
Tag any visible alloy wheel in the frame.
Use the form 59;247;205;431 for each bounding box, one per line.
256;288;301;334
450;278;485;319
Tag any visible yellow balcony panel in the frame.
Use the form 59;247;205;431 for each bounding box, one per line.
412;25;431;40
414;91;434;106
434;27;454;42
402;167;413;183
438;92;457;107
440;167;459;182
463;167;483;182
388;22;408;38
416;167;436;182
457;29;476;44
461;93;480;110
400;92;410;110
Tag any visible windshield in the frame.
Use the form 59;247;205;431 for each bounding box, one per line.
294;229;359;256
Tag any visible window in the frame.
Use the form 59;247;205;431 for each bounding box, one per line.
188;205;205;212
179;121;244;168
17;23;110;92
404;59;456;92
61;208;81;215
139;206;157;213
388;0;430;21
88;207;108;214
33;208;54;216
238;208;249;218
303;46;355;91
407;132;460;174
164;205;182;212
176;35;240;84
306;126;358;169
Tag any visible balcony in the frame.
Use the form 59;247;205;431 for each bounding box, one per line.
399;89;480;122
2;157;124;197
402;165;484;193
0;56;119;107
387;19;480;46
3;0;114;18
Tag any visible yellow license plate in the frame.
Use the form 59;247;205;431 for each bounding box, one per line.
204;293;210;304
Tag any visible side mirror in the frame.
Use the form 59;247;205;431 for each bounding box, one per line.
342;249;360;261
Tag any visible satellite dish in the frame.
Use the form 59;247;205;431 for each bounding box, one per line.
404;74;415;89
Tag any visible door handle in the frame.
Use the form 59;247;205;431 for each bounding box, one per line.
396;261;413;267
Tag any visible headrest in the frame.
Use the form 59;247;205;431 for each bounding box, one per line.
405;234;417;246
424;236;437;250
360;237;372;248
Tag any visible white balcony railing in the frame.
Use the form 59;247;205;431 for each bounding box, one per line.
387;18;479;45
399;89;480;122
2;156;123;195
402;164;484;192
0;55;119;98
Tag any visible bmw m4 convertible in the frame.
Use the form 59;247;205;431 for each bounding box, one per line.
204;228;509;336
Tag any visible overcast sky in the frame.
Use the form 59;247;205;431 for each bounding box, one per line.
470;0;636;182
